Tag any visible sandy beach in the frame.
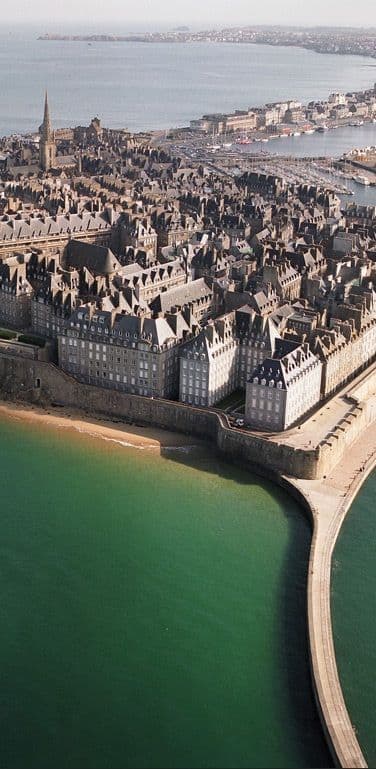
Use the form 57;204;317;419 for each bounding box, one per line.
0;400;203;452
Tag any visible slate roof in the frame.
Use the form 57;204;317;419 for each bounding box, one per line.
0;210;118;243
249;340;319;390
149;278;212;314
66;239;121;276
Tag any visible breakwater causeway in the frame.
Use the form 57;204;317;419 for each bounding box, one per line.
288;432;375;768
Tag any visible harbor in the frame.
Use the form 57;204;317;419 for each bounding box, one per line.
157;122;376;205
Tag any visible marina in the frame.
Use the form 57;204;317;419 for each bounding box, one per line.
162;128;376;205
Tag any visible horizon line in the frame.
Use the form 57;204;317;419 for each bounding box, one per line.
3;21;376;30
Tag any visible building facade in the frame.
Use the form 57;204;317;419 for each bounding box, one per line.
245;340;322;431
58;307;195;399
179;314;238;407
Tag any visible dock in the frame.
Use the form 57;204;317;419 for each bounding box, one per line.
288;373;376;768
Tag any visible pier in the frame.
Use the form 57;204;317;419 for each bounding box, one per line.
289;374;376;768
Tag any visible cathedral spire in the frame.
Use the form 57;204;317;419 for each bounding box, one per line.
42;91;52;139
39;91;56;171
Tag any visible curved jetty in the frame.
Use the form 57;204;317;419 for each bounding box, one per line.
290;379;376;768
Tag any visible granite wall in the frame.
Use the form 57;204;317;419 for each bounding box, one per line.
0;353;374;481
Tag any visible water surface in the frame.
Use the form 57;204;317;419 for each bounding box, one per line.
0;29;375;134
332;471;376;768
0;414;331;768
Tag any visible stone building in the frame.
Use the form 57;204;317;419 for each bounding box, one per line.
0;209;119;261
0;259;33;328
31;270;80;339
262;257;302;301
236;307;280;388
179;313;238;407
65;239;122;276
58;306;196;399
149;278;213;323
245;340;322;431
151;207;200;253
311;311;376;397
118;214;158;262
117;259;187;302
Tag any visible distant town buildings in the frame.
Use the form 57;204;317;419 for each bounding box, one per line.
38;26;376;62
190;83;376;136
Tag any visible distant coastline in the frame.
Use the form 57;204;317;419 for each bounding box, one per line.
38;26;376;60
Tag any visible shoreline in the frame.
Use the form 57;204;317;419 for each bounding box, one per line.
0;400;204;452
37;33;376;62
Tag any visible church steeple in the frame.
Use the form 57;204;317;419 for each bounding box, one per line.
39;91;56;171
42;91;52;139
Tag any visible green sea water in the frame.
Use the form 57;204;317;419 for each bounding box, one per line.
332;472;376;768
0;415;331;769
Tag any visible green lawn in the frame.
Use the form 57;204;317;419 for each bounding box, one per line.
215;389;245;412
0;328;18;340
0;328;45;347
18;334;45;348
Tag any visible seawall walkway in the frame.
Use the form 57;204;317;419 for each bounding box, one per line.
290;413;376;768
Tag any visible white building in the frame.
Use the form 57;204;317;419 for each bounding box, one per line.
179;314;238;407
245;340;322;431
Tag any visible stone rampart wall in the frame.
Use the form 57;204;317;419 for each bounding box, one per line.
0;353;375;481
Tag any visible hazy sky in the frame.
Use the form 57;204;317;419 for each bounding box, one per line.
4;0;376;28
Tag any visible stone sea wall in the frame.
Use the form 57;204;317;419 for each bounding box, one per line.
0;353;375;481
